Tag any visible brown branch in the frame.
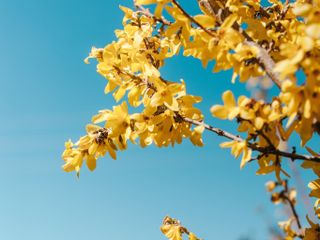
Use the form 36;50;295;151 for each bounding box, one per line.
283;195;303;231
183;117;242;141
257;129;276;149
282;180;303;233
245;41;282;89
183;117;320;163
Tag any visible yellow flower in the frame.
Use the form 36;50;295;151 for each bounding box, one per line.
304;215;320;240
190;125;205;146
62;150;84;175
210;90;239;120
278;219;297;238
150;83;183;111
309;179;320;198
220;140;252;169
160;216;183;240
105;102;130;137
306;24;320;39
84;47;103;64
189;233;199;240
161;224;182;240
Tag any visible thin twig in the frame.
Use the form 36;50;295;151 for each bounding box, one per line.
244;41;282;89
282;180;303;231
256;128;276;149
183;117;320;163
284;195;302;230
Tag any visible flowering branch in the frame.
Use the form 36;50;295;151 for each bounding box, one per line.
183;117;320;163
195;0;282;89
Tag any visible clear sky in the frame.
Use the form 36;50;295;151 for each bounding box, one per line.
0;0;312;239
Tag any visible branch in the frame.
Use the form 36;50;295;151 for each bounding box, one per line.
257;128;276;149
281;180;303;235
283;195;303;230
183;117;320;163
183;117;242;141
245;41;282;89
268;179;304;238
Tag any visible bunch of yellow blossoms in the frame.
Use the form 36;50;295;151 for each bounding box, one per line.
62;5;204;176
62;0;320;238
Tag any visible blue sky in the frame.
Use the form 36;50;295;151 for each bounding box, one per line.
0;0;313;239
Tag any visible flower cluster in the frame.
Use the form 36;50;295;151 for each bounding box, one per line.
63;0;320;238
63;5;205;175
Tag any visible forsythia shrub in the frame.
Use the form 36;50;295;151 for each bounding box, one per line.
62;0;320;238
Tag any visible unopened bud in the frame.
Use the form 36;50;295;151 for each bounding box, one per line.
265;181;276;192
271;192;282;204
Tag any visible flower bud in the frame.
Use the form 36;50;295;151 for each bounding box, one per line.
265;181;276;192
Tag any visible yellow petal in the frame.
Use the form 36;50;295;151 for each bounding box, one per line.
221;14;238;29
306;24;320;39
210;105;228;119
220;141;235;148
160;225;182;240
154;3;165;18
135;0;157;4
254;117;264;130
106;143;117;160
231;72;238;83
189;233;199;240
304;99;311;119
104;81;118;94
306;146;320;157
92;110;111;124
86;124;101;134
113;86;126;102
228;107;239;120
150;92;163;107
88;142;99;155
293;4;312;16
62;162;75;172
240;147;252;169
86;155;97;171
193;15;215;28
222;90;236;108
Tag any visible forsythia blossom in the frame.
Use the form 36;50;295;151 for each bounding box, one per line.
62;0;320;238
